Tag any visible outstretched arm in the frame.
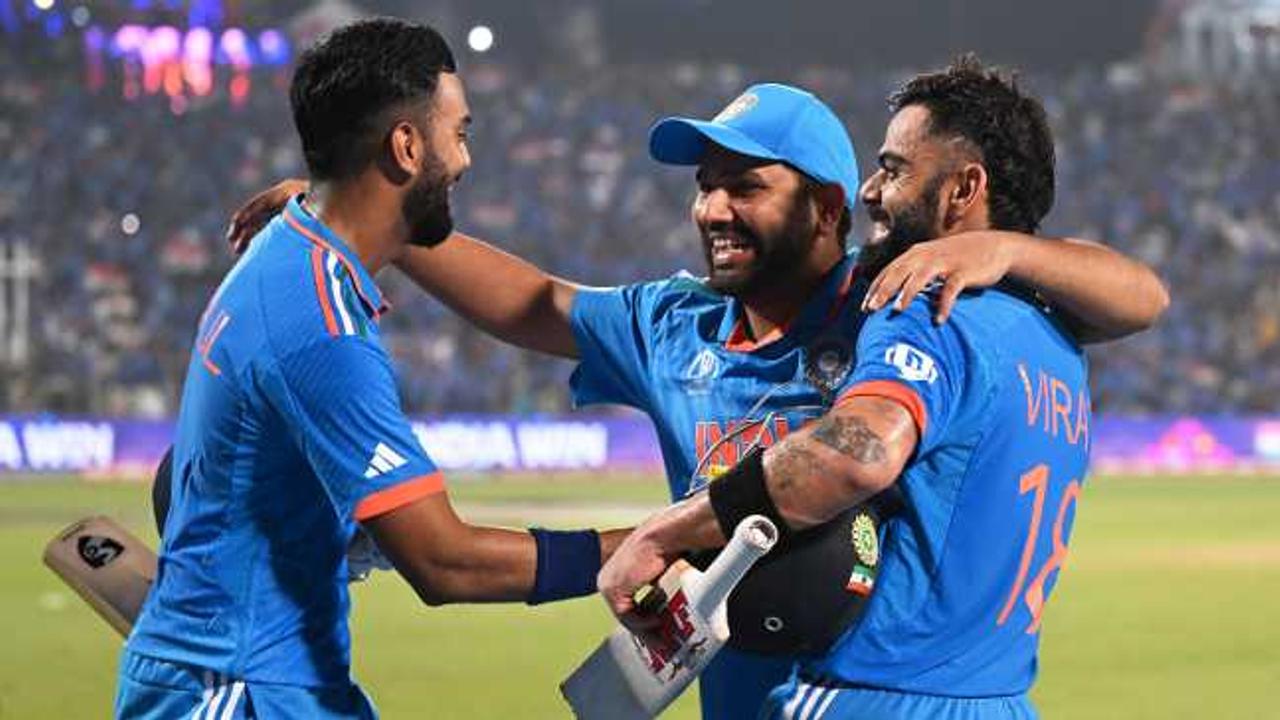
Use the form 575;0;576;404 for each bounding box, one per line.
597;396;916;623
862;232;1170;343
227;179;583;358
394;236;582;358
365;493;628;605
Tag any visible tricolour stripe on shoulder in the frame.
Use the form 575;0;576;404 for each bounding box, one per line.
325;252;357;336
310;246;340;337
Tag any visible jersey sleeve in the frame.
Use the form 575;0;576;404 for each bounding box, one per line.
568;282;668;412
266;337;444;522
836;299;968;455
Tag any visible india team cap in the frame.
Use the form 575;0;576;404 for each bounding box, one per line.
648;83;860;210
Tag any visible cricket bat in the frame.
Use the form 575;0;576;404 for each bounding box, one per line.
560;515;778;719
42;515;157;637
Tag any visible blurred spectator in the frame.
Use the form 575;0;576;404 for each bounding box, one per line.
2;28;1277;416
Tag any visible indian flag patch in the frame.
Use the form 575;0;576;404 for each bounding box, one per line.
846;511;880;596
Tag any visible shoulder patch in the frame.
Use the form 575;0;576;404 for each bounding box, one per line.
885;342;939;384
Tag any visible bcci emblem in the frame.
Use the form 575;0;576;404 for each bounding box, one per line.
683;348;720;395
78;535;124;569
804;336;853;402
714;93;759;123
846;511;879;596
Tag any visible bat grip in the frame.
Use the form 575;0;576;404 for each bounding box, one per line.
694;515;778;617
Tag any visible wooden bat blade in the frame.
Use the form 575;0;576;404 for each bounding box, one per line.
561;516;778;718
42;515;157;637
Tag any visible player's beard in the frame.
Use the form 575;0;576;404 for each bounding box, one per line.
703;188;817;298
859;173;944;277
403;152;455;248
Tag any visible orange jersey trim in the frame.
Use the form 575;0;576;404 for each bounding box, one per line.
723;262;861;353
724;319;789;352
354;471;446;521
285;208;385;319
309;246;339;337
836;380;929;435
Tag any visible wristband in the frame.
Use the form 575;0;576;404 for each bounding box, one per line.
708;446;793;545
527;528;601;605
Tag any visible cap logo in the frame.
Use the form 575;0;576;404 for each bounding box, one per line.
714;93;758;123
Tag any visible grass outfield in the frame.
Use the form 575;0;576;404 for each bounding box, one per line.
2;474;1279;718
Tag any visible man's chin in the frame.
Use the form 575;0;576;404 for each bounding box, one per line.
408;212;454;248
707;269;755;296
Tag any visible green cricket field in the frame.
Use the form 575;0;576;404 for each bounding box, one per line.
2;472;1278;718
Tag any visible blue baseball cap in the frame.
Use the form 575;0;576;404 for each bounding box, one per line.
648;83;860;210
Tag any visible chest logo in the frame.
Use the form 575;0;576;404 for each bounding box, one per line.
805;336;854;402
683;349;721;394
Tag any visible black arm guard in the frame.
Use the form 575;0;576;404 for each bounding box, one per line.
690;484;905;655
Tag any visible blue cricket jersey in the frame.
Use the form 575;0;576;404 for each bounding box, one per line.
570;253;871;717
805;287;1091;698
127;197;444;687
571;253;869;496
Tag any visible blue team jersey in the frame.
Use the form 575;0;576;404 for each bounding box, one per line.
570;253;870;717
571;253;869;497
804;287;1091;698
127;197;443;688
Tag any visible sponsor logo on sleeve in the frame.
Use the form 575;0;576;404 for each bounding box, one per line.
363;442;408;479
885;342;939;384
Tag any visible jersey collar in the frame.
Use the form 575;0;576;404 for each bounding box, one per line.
719;251;862;353
282;195;389;318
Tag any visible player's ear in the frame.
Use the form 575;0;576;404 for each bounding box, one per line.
944;162;988;228
383;120;421;184
811;182;845;237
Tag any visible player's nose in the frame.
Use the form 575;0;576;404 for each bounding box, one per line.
859;171;883;207
695;187;733;226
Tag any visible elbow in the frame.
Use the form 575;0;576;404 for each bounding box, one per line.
1127;269;1171;333
829;455;902;512
1145;277;1172;329
405;560;469;607
415;588;449;608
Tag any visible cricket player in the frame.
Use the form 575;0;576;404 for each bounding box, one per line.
230;83;1165;720
599;56;1125;719
117;20;623;719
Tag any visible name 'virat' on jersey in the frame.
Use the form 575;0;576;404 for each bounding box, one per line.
805;286;1091;697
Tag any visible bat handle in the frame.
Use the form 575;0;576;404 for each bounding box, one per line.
694;515;778;617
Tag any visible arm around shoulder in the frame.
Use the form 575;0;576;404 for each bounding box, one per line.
1005;234;1170;343
394;233;582;358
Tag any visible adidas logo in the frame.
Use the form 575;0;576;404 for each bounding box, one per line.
363;442;407;479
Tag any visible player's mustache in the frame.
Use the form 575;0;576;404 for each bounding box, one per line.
703;221;760;247
865;205;891;225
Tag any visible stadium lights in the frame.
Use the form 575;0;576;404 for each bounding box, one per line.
32;0;55;10
468;25;494;53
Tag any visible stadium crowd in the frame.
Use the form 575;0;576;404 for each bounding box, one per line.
3;32;1278;417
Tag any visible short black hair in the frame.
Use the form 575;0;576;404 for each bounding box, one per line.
290;17;457;181
889;54;1055;233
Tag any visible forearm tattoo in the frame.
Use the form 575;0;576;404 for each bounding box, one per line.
810;415;888;464
768;437;826;492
